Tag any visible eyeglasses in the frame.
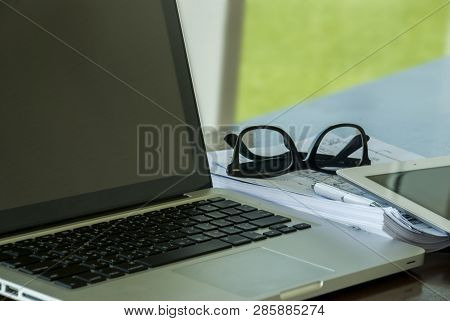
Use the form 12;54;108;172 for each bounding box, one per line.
224;123;371;178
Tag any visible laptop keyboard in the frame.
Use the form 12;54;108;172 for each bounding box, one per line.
0;197;311;289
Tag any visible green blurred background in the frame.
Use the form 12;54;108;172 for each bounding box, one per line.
235;0;450;121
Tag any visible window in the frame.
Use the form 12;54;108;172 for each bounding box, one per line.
236;0;450;121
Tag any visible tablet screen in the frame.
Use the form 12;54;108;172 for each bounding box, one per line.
368;166;450;220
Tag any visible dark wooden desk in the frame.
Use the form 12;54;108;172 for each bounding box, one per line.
316;250;450;300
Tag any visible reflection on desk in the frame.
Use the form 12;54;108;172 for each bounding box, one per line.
315;250;450;300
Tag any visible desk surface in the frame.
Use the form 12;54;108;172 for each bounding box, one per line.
241;57;450;301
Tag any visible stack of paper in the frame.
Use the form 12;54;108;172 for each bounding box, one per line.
212;174;388;237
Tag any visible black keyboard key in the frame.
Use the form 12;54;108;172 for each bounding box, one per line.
293;223;311;230
235;205;257;212
136;247;161;256
31;252;58;261
0;243;14;251
93;267;124;279
219;226;243;235
241;210;274;221
151;216;171;224
221;235;251;246
203;230;227;239
279;226;297;234
74;252;102;262
111;262;147;274
180;227;202;235
74;272;106;284
40;264;89;281
92;222;110;230
155;242;179;252
2;247;32;258
235;223;258;231
252;215;291;228
160;223;180;232
81;260;109;270
193;200;210;206
176;218;196;227
220;208;242;216
187;234;211;243
176;203;195;210
146;235;170;244
195;223;216;232
226;216;248;224
55;277;87;289
269;224;288;230
166;231;186;240
183;209;203;216
240;232;267;241
211;219;232;228
19;261;60;275
205;211;227;219
213;200;240;209
263;230;282;238
1;256;40;268
58;257;82;268
100;255;126;265
15;239;39;247
137;240;231;268
167;212;186;220
118;252;145;261
191;215;213;223
196;205;219;213
0;254;8;262
49;248;71;257
207;197;225;202
93;248;118;258
172;238;196;247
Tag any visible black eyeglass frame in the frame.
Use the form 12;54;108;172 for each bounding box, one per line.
225;123;371;178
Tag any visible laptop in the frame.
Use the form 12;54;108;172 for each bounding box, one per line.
0;0;424;301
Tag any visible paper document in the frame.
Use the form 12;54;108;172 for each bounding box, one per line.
211;174;390;238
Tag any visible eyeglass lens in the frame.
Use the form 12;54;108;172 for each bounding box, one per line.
314;126;364;172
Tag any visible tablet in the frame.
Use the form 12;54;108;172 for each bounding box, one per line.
337;156;450;233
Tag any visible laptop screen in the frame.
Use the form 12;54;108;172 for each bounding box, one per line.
0;0;211;235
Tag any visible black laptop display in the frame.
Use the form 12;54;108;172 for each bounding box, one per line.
0;0;210;236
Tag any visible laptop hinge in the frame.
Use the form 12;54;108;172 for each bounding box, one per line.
0;194;191;241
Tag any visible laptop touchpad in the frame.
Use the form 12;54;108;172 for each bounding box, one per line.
174;248;334;298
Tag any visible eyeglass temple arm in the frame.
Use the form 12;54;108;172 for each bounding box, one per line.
318;134;370;166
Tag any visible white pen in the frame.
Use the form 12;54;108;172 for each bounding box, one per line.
312;182;382;207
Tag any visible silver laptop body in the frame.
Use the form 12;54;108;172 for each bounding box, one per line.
0;188;424;301
0;0;423;301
